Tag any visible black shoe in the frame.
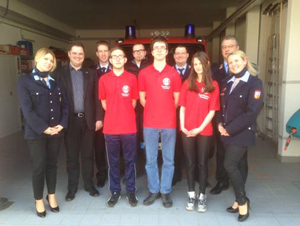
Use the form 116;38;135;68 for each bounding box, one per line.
238;199;250;222
35;202;46;218
107;192;121;207
97;179;106;188
46;195;59;213
161;193;173;208
65;190;76;201
210;182;229;195
126;192;138;207
85;186;100;197
226;206;239;213
143;192;160;206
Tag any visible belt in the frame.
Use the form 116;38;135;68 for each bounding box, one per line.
74;112;85;118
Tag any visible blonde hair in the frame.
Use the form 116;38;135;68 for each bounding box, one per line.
34;48;57;72
227;50;257;76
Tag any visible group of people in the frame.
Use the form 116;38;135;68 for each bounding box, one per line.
17;34;263;222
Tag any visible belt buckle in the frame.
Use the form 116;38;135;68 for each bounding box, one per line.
78;113;84;117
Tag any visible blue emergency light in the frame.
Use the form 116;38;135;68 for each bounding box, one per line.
184;24;195;38
286;108;300;138
125;25;136;39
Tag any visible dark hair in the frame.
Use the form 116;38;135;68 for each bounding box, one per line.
174;45;187;54
109;46;126;57
188;52;215;93
96;40;109;51
69;42;85;51
150;36;168;51
132;43;145;51
222;35;239;46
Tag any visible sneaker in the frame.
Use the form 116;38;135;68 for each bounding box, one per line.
186;191;196;211
197;193;207;212
107;192;121;207
127;192;138;207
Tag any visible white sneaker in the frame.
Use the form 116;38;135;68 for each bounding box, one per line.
197;193;207;212
186;191;196;211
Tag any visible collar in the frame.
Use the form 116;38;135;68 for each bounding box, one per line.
99;62;109;69
175;63;187;71
32;68;54;81
227;71;250;83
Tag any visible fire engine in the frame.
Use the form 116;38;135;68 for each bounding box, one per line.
117;24;208;65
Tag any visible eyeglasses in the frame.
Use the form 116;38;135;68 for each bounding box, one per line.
111;55;125;59
153;46;167;51
133;49;145;54
174;52;187;56
221;45;236;49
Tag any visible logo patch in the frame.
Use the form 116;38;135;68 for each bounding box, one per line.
254;90;261;99
199;94;209;100
162;78;171;89
122;85;130;97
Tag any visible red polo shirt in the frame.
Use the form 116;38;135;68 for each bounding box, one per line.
99;70;139;134
139;64;182;128
179;80;220;136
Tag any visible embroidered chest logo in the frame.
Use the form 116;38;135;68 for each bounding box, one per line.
122;85;130;97
162;78;171;89
199;87;209;100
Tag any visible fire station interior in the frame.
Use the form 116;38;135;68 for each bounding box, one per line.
0;0;299;225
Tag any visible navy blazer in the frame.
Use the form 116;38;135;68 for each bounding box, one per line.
54;65;103;130
173;64;191;82
17;74;69;140
217;72;264;146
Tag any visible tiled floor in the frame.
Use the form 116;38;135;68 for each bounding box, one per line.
0;132;300;226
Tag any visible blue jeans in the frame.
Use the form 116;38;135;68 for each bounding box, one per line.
143;128;176;194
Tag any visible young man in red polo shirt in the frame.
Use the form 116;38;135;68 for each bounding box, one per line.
139;36;182;208
99;47;139;207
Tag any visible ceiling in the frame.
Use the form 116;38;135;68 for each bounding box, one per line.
19;0;246;30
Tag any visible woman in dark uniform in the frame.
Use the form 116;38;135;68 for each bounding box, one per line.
218;50;263;221
17;48;68;217
179;52;220;212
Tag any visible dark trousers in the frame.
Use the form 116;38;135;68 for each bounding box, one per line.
27;136;61;200
224;145;248;205
94;128;107;181
65;117;95;191
212;119;229;184
181;133;213;194
173;108;183;181
105;133;137;193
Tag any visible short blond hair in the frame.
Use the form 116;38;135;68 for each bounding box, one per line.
34;48;57;72
227;50;257;76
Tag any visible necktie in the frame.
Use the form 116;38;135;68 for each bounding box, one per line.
41;79;50;89
178;68;184;78
225;64;229;74
101;67;106;73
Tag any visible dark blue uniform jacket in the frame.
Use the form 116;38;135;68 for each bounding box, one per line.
217;71;264;146
17;74;69;140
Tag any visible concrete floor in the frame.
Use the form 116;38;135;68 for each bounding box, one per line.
0;132;300;226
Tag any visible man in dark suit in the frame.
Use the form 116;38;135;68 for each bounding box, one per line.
90;40;111;188
55;42;103;201
172;45;191;186
210;35;240;195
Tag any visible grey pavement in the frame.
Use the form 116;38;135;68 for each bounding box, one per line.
0;132;300;226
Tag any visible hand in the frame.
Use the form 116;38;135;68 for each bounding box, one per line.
54;125;64;133
187;127;202;137
221;129;230;136
218;124;226;134
44;127;58;135
181;127;189;136
95;120;103;131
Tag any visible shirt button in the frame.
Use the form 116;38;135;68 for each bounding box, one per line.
248;127;251;130
50;101;53;103
240;95;242;98
51;109;53;111
222;114;224;117
51;117;54;120
50;93;52;95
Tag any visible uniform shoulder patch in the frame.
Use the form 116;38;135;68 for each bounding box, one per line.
254;90;261;99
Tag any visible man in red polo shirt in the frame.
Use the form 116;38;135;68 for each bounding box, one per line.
139;36;182;208
99;46;139;207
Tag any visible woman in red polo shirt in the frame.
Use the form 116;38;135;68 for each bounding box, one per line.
179;51;220;212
